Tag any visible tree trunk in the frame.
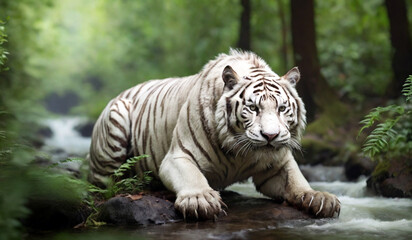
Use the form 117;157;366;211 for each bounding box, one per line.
237;0;251;51
384;0;412;98
277;0;289;72
290;0;340;122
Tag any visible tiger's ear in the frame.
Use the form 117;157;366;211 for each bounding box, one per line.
284;67;300;86
222;65;239;90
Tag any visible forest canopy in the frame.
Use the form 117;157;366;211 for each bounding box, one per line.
1;0;410;119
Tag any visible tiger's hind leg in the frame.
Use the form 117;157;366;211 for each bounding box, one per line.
88;98;132;187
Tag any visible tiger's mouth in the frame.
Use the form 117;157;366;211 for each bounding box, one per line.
253;143;285;152
250;139;288;149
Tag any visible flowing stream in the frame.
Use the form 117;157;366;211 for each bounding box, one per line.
41;117;412;240
227;178;412;239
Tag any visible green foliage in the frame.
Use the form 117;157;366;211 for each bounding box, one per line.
79;155;152;227
0;0;402;119
0;141;88;240
47;155;152;201
402;76;412;102
317;0;391;103
359;76;412;160
0;19;8;71
0;0;411;236
88;155;152;200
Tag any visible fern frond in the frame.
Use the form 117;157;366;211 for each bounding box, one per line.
362;118;399;158
358;105;402;137
113;155;149;178
402;76;412;102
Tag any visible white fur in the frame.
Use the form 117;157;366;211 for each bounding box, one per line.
89;50;340;219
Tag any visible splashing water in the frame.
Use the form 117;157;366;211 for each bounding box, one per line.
227;172;412;240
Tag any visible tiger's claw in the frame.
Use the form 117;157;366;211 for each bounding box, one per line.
175;189;226;220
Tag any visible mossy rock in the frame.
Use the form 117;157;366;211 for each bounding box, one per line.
298;108;360;166
367;157;412;198
344;154;376;181
295;136;340;165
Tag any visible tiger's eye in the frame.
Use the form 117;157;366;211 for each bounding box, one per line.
279;106;286;112
249;105;257;111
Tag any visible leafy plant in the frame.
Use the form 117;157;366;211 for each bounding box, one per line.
359;76;412;160
47;155;152;201
87;155;152;200
0;19;8;71
85;155;152;227
402;76;412;102
45;155;152;227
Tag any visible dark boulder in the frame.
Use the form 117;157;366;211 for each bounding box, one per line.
74;121;95;138
367;157;412;198
29;126;54;149
219;191;311;221
97;195;180;225
24;190;313;234
344;155;376;181
37;126;53;138
44;91;80;115
97;191;311;226
295;137;340;166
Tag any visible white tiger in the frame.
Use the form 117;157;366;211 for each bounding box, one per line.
87;50;341;219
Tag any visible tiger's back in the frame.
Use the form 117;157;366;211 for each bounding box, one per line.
88;75;198;185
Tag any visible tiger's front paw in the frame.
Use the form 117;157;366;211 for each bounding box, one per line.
289;190;341;218
175;189;227;220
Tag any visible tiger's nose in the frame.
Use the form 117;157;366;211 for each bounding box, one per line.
261;131;279;141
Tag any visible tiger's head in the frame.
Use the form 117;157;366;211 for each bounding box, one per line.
216;62;306;156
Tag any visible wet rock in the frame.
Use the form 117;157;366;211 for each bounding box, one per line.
44;91;80;114
37;126;53;138
97;191;310;226
74;121;95;137
345;155;376;181
220;191;311;221
367;158;412;198
30;126;54;149
295;137;340;165
97;195;180;225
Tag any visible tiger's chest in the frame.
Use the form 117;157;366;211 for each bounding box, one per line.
204;149;287;190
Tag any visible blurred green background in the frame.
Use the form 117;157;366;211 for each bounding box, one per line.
0;0;411;239
2;0;408;120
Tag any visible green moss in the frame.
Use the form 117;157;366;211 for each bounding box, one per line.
371;160;390;179
301;137;338;153
306;99;350;136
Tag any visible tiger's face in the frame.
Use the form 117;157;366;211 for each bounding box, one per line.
241;83;298;147
218;65;305;155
